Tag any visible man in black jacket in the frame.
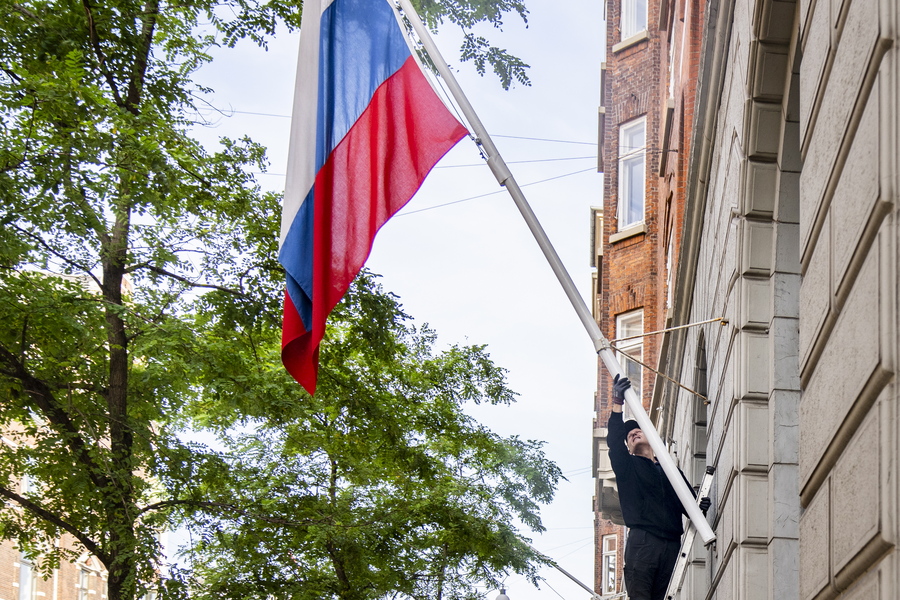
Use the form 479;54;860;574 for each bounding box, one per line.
608;374;710;600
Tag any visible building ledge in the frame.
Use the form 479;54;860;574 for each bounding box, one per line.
610;223;647;244
612;30;650;54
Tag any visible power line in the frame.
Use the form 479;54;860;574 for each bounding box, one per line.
228;109;292;118
251;155;595;178
438;155;595;168
541;578;570;600
399;167;596;216
224;110;597;146
494;134;595;146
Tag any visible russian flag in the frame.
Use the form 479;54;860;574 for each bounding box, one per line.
279;0;468;394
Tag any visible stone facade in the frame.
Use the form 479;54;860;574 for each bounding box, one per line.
651;0;900;598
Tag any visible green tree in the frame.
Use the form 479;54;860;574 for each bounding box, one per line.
180;272;560;600
0;1;538;599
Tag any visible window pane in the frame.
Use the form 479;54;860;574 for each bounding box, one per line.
79;570;89;600
19;555;33;600
616;310;643;397
622;155;644;226
618;119;646;229
622;0;648;39
623;119;645;150
602;554;617;593
624;355;642;396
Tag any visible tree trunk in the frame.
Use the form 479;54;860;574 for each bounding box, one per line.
101;188;134;600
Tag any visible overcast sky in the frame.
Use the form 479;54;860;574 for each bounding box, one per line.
190;1;607;598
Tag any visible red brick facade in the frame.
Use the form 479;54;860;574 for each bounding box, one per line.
0;535;108;600
593;0;704;595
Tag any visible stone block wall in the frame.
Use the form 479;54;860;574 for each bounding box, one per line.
796;0;899;598
665;0;900;598
670;1;804;599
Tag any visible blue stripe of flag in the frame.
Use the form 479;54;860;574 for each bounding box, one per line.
281;0;413;330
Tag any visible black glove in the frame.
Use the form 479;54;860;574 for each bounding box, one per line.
699;496;711;515
612;374;631;405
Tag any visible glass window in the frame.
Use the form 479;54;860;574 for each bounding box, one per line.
666;230;674;310
19;553;34;600
621;0;648;40
601;534;618;594
78;569;90;600
618;118;646;230
616;310;643;418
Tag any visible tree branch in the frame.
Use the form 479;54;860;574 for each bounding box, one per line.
137;499;314;527
11;224;102;290
125;0;160;111
138;264;249;297
0;345;113;492
0;483;110;565
11;3;41;21
80;0;125;108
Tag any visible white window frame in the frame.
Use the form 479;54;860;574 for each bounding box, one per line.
19;553;35;600
621;0;648;41
616;309;643;420
78;568;90;600
666;230;674;310
601;534;618;595
618;117;646;230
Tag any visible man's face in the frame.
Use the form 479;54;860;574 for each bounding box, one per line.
626;428;645;453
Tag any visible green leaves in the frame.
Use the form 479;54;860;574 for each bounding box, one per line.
178;274;560;600
1;1;538;599
415;0;531;89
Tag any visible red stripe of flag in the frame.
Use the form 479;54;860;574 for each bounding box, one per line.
282;56;467;393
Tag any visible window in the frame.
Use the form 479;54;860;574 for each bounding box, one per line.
78;569;90;600
691;333;709;487
621;0;648;40
693;332;709;427
601;534;618;594
618;118;646;230
19;553;34;600
666;229;674;310
616;310;643;418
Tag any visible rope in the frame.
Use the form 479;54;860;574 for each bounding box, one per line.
605;316;726;403
612;316;725;343
608;344;708;403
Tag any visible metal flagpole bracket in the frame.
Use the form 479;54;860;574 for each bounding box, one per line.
487;154;512;185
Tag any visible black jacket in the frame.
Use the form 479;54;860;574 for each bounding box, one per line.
607;411;693;541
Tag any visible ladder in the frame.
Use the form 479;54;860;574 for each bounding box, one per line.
665;465;716;600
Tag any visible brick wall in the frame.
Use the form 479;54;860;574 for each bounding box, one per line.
593;0;706;594
0;536;108;600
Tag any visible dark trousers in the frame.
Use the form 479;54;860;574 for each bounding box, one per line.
623;528;681;600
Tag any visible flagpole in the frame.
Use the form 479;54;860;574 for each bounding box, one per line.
393;0;715;546
525;543;603;599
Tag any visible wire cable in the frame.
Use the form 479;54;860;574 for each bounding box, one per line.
224;110;597;146
399;167;595;216
437;155;596;168
250;155;596;178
